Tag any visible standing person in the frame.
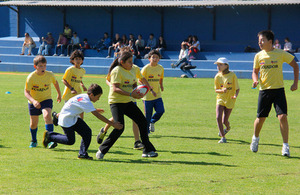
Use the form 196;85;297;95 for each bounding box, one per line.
20;33;36;56
141;50;165;133
44;84;123;160
37;32;55;56
24;56;61;148
63;24;72;41
96;51;158;159
250;30;298;157
214;57;239;143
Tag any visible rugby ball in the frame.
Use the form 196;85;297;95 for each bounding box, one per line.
132;85;149;96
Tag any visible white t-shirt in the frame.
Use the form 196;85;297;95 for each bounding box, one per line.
58;94;96;127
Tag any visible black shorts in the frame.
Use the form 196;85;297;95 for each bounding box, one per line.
257;88;287;118
28;99;53;116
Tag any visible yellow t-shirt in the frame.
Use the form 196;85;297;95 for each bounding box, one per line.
25;71;57;103
253;49;294;90
214;71;239;109
108;65;142;104
62;66;86;101
141;64;164;101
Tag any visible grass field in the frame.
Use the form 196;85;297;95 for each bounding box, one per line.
0;72;299;194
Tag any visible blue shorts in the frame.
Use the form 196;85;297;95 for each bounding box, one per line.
28;99;53;116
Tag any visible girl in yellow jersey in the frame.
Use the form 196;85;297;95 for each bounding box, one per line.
214;57;239;143
96;51;158;159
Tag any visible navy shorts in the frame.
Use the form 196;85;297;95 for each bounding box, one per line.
28;99;53;116
257;88;287;118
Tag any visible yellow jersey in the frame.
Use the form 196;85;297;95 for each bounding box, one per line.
62;66;86;101
25;71;57;103
253;49;294;90
141;64;164;101
214;71;239;109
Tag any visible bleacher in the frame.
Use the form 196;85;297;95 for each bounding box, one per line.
0;37;299;79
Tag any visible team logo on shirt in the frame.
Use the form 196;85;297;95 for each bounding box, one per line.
149;75;154;78
32;84;49;92
77;96;84;102
227;82;232;85
44;84;49;87
271;60;278;64
260;61;265;66
158;74;161;77
124;80;130;84
33;85;39;89
71;75;81;83
72;76;77;79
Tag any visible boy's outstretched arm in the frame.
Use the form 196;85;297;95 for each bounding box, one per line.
289;59;299;91
91;111;123;130
54;80;61;103
80;81;87;91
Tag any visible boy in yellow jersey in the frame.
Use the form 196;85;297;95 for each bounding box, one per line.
251;30;299;157
141;50;165;133
24;56;61;148
53;50;87;121
214;57;239;143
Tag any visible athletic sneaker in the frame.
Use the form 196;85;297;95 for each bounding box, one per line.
42;131;51;148
52;112;58;126
218;127;230;137
282;145;290;157
218;137;227;143
250;136;259;153
142;151;158;158
149;123;155;132
133;140;144;150
78;154;93;160
96;150;105;160
29;141;37;148
96;127;106;144
48;142;57;149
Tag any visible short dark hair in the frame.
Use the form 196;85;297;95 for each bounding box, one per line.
70;50;84;65
258;30;274;44
148;49;161;59
33;55;47;66
87;84;102;96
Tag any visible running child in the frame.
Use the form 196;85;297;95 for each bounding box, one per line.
141;50;165;133
214;57;239;143
43;84;123;160
24;55;61;148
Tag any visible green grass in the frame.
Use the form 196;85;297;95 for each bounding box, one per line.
0;72;299;194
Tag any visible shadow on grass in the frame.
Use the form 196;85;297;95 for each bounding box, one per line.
260;143;300;149
261;152;300;160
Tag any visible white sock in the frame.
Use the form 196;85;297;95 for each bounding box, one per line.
283;143;289;147
252;135;259;140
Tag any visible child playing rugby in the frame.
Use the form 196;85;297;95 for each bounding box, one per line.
44;84;123;160
141;50;165;133
214;57;239;143
24;55;61;148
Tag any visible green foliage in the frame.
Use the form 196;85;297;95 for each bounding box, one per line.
0;72;299;194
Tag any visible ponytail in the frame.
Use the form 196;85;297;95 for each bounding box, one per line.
108;58;120;74
108;51;133;74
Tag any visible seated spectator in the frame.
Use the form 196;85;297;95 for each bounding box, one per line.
53;33;68;56
135;34;145;58
129;33;136;42
121;34;129;45
273;39;281;49
144;33;157;58
113;40;125;59
127;39;138;63
189;35;200;60
181;35;193;47
156;36;167;58
81;38;91;52
95;32;111;52
38;32;55;56
20;33;36;56
63;24;72;41
283;37;294;53
106;33;120;58
67;32;80;56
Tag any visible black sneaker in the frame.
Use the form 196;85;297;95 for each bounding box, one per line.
96;127;106;144
52;112;58;126
133;140;144;150
78;154;93;160
42;131;51;148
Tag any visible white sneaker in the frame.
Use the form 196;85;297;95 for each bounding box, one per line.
142;151;158;158
59;54;65;57
282;144;290;157
149;123;155;132
250;136;259;152
53;54;58;56
218;137;227;143
96;150;105;159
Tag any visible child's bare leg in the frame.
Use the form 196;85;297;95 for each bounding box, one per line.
30;115;39;129
216;105;225;137
132;121;140;142
80;112;84;120
42;108;53;125
222;107;232;130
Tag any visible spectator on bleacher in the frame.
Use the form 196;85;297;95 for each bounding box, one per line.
53;33;68;57
37;32;54;56
135;34;145;58
67;32;80;56
81;38;91;52
144;33;157;58
106;33;121;58
63;24;72;41
113;40;125;60
189;35;200;60
127;39;138;63
273;39;281;49
181;35;193;47
156;36;167;58
129;33;136;42
283;37;294;53
95;32;111;52
122;34;129;45
20;33;36;56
